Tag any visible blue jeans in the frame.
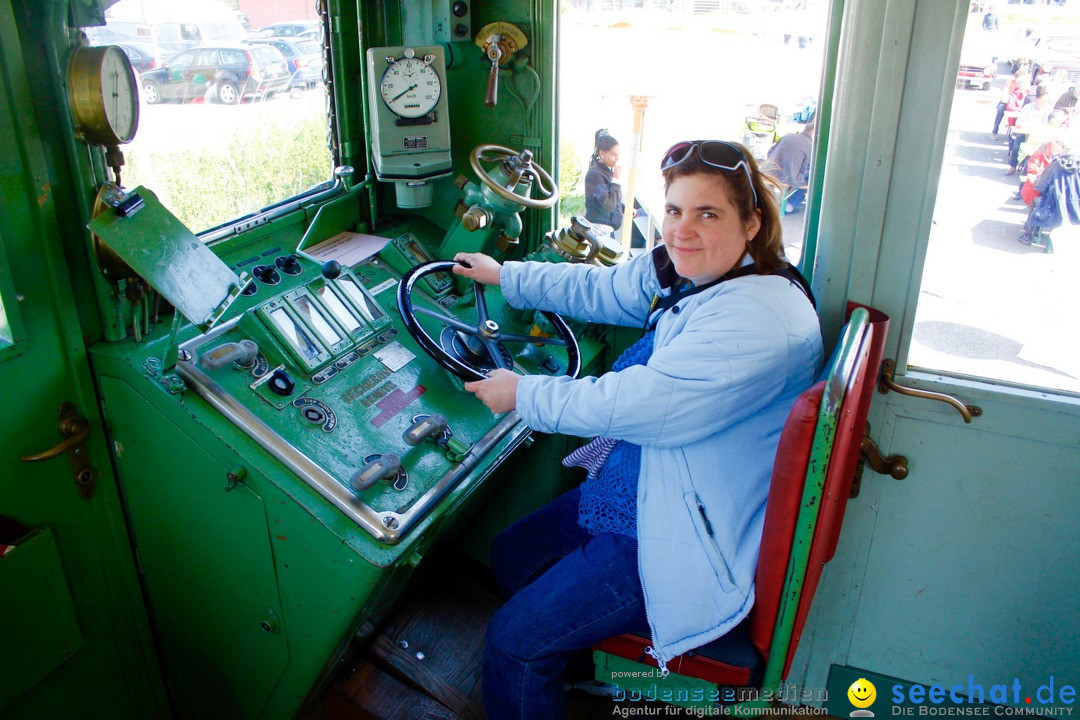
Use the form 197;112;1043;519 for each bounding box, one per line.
483;487;647;719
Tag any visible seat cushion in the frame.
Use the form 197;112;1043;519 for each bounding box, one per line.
594;619;759;686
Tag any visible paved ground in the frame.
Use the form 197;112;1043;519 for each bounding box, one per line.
909;77;1080;394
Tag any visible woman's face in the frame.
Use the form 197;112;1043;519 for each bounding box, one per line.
599;145;620;168
662;173;761;285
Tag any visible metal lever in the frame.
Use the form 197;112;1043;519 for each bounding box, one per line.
404;414;469;463
351;454;402;492
21;402;96;499
200;339;259;370
404;414;450;446
485;34;502;107
879;358;981;423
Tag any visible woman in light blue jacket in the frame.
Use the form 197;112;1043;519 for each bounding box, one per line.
454;140;823;719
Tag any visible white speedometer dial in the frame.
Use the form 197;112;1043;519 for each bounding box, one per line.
379;55;441;119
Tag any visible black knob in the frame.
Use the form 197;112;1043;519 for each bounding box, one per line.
277;253;302;275
321;260;342;280
452;1;468;17
454;23;468;38
267;369;295;396
255;265;279;284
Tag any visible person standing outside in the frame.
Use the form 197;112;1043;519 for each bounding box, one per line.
454;139;823;719
993;69;1028;140
1008;83;1053;175
761;120;815;213
584;129;625;231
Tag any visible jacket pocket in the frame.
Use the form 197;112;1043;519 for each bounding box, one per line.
683;490;737;593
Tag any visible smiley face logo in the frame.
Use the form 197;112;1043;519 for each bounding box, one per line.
848;678;876;717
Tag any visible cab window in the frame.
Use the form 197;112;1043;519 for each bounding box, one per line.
557;1;829;265
95;0;332;235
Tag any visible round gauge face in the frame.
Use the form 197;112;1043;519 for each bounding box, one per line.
379;57;441;119
68;45;140;145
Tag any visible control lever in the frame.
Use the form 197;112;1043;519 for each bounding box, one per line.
277;253;302;275
484;34;502;107
351;453;401;491
321;260;342;280
403;414;469;462
404;414;450;446
201;339;259;370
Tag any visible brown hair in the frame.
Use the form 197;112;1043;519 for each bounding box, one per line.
662;142;787;275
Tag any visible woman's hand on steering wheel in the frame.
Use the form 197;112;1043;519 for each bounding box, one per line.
452;252;502;286
463;368;520;414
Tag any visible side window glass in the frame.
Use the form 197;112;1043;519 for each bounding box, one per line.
89;1;332;234
908;11;1080;394
170;51;194;68
557;2;828;266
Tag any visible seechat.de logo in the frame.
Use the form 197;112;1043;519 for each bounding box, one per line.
849;678;878;717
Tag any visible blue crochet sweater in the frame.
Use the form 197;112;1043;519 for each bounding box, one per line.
577;331;655;537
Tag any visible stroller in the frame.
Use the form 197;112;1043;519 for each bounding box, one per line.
1019;154;1080;253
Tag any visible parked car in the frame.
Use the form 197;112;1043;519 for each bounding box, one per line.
956;35;997;90
252;20;321;39
241;37;322;90
140;44;290;105
1033;36;1080;83
95;41;162;74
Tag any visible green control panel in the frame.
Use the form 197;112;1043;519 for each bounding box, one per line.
172;232;574;544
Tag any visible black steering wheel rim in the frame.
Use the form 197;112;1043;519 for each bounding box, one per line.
396;260;581;382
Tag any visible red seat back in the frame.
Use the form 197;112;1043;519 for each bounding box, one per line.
778;303;889;678
750;303;890;678
748;382;825;658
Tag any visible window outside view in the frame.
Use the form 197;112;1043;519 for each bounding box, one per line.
90;0;334;234
557;0;829;265
911;2;1080;395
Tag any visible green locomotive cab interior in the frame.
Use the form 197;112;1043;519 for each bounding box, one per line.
5;0;1079;718
67;1;618;708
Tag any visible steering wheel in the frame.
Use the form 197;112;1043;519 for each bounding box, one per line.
396;260;581;383
469;144;560;209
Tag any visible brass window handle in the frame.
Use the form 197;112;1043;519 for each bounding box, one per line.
879;358;982;423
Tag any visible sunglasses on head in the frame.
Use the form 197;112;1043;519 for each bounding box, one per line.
661;140;759;208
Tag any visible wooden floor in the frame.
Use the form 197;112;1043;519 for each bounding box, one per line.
317;563;625;719
314;561;836;719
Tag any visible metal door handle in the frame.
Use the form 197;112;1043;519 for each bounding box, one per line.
21;406;91;461
879;358;982;423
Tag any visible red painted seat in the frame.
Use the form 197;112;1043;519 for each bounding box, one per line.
594;303;890;692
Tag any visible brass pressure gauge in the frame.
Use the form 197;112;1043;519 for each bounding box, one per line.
68;45;140;146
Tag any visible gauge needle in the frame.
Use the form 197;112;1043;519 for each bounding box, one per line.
391;84;417;102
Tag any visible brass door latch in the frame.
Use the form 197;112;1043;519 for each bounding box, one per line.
850;428;909;498
21;402;96;499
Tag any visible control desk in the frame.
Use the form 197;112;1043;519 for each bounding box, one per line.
87;206;607;717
